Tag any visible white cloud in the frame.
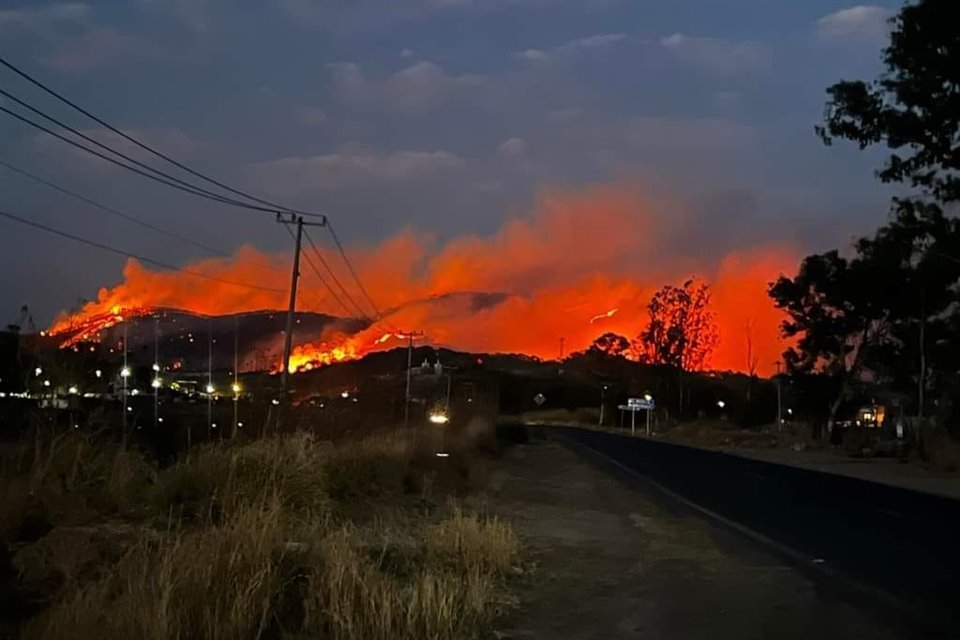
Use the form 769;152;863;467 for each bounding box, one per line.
516;32;626;64
296;106;327;127
250;147;464;193
0;3;90;29
497;137;526;158
816;5;891;43
327;60;485;112
659;33;770;75
400;48;415;58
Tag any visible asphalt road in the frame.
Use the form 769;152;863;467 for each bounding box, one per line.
540;425;960;636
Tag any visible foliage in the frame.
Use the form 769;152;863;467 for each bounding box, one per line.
817;0;960;203
635;279;718;372
588;332;631;358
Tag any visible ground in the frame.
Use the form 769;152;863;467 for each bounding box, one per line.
488;436;916;640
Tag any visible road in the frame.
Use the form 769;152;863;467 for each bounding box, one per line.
538;425;960;636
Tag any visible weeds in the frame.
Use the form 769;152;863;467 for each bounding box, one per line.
4;423;519;640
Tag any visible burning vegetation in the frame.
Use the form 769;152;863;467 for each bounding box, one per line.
47;184;797;376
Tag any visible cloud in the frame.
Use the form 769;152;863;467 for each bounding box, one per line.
497;137;526;159
327;60;485;112
400;48;415;58
43;27;164;72
250;147;464;194
0;3;90;29
296;106;327;127
659;33;770;75
816;5;892;43
517;32;626;64
32;126;203;171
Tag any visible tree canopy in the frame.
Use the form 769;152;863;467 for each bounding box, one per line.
637;279;718;372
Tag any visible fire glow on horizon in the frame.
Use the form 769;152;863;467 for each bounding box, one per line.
48;184;798;376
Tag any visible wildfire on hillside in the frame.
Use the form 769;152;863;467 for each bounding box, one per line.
47;184;798;376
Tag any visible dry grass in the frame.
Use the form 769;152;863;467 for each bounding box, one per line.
5;423;519;640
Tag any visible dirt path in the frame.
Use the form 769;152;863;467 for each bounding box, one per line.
488;438;916;640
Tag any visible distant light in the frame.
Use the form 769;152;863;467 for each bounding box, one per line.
271;399;280;405
35;367;42;376
352;397;358;403
95;369;102;378
127;406;132;412
158;417;164;423
429;413;450;425
120;367;131;378
341;391;349;399
43;380;50;387
643;393;653;402
131;389;139;396
152;363;160;372
231;383;241;394
211;423;217;429
152;378;162;389
237;421;243;428
717;400;726;409
787;408;793;416
73;424;79;429
435;452;450;458
205;384;215;394
68;386;78;395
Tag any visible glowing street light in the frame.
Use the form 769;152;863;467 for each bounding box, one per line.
152;378;162;389
34;367;42;376
429;412;450;425
131;389;139;396
341;390;350;399
717;400;726;409
152;363;160;372
68;386;78;395
205;384;215;394
43;380;51;387
231;383;241;394
643;393;653;402
120;367;131;378
95;369;102;378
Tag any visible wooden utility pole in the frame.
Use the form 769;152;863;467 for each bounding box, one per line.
275;212;327;413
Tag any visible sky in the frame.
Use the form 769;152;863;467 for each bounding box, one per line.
0;0;902;326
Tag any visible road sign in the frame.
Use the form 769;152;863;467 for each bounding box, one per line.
628;397;654;410
533;393;546;406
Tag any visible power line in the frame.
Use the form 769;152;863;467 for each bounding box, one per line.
0;90;288;216
0;207;287;294
302;227;374;321
281;224;355;318
326;221;383;320
0;103;290;216
0;55;325;221
0;158;285;274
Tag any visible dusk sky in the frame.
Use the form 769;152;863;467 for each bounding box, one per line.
0;0;900;325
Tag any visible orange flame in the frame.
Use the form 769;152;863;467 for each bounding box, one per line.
49;184;798;376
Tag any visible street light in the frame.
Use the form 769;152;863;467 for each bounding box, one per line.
152;363;160;372
95;369;102;378
341;390;350;399
205;384;215;394
152;378;162;389
231;383;241;394
43;380;50;387
34;367;42;376
717;400;726;409
68;386;78;395
643;393;653;402
120;367;131;378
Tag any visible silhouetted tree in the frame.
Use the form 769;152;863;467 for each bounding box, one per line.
636;279;718;373
588;332;631;357
817;0;959;203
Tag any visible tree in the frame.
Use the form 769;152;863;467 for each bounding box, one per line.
817;0;960;203
636;279;718;372
588;332;631;357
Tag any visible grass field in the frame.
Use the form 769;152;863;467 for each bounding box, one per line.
0;422;519;639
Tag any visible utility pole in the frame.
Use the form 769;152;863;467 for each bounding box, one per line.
153;316;159;429
122;319;128;434
207;323;213;440
401;330;424;428
233;315;239;438
775;360;783;433
275;212;327;418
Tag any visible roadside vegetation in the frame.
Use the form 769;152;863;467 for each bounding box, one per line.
0;423;519;639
